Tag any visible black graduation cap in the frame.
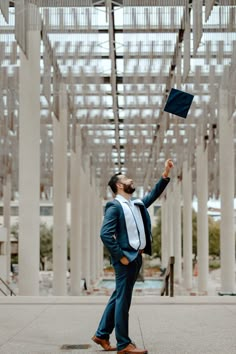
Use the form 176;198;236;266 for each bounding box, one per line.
163;88;194;118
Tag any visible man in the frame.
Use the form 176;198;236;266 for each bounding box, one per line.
92;159;173;354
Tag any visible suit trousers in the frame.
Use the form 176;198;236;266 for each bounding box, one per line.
95;254;143;351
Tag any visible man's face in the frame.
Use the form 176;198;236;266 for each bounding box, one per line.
117;175;135;194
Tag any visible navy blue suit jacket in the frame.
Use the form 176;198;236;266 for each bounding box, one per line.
100;177;170;263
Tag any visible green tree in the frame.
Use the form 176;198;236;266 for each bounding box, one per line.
40;223;53;270
192;210;197;256
194;214;220;257
152;208;220;258
10;222;54;270
208;217;220;256
152;208;162;257
40;223;70;270
10;223;19;265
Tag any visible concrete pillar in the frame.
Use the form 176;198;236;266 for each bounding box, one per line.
81;158;91;288
3;175;11;282
183;160;193;290
97;194;103;279
52;83;68;295
80;166;86;286
93;191;98;283
92;179;101;285
0;227;7;281
98;198;104;279
161;198;168;269
219;88;235;293
173;179;182;283
90;177;96;285
167;188;174;257
70;135;82;295
18;25;40;295
94;192;99;281
196;139;209;293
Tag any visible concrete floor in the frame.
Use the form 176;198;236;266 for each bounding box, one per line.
0;296;236;354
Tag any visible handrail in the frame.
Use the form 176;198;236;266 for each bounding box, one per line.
160;256;175;297
0;277;16;296
0;287;8;296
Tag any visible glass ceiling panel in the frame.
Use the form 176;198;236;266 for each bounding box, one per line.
40;6;107;28
57;59;111;73
118;84;165;93
75;95;112;106
121;6;184;29
116;33;178;50
118;95;161;106
72;83;111;93
48;33;109;52
118;58;172;73
197;6;236;28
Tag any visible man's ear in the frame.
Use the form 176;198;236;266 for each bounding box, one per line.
116;182;122;190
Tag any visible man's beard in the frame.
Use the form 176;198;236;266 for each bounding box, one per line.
123;184;135;194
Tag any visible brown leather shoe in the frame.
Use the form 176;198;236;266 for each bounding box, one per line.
92;335;116;351
117;343;148;354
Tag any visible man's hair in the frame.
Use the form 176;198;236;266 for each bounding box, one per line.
108;172;122;194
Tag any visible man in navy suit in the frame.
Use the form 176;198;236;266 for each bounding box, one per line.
92;159;173;354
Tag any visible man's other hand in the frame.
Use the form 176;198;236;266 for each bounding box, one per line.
120;256;130;265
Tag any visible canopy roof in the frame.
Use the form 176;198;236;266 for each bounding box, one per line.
0;0;235;199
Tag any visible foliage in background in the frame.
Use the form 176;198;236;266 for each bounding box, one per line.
151;209;162;258
208;217;220;256
10;223;70;269
152;208;220;258
10;223;19;265
40;223;53;270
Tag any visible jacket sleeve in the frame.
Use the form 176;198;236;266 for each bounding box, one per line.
100;202;124;261
142;177;170;208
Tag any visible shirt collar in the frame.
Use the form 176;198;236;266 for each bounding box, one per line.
115;195;144;207
115;194;131;204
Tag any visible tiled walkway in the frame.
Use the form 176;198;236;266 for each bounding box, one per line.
0;296;236;354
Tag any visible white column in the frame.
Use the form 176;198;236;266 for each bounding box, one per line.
80;167;86;285
219;88;235;293
70;135;82;295
97;194;103;279
98;198;104;278
93;192;98;282
3;175;11;282
173;179;182;283
52;83;68;295
81;158;91;288
18;26;40;295
0;228;7;280
161;198;168;269
183;160;193;290
90;177;96;285
196;139;209;293
94;192;99;280
167;188;174;257
93;181;101;284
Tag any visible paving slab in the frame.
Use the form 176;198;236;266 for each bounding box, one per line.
0;296;236;354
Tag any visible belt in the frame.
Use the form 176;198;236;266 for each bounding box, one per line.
138;249;144;254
